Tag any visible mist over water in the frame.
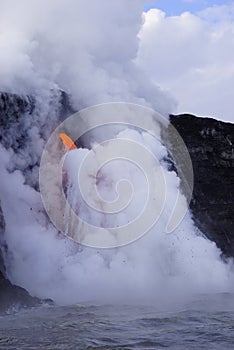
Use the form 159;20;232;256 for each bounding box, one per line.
0;0;233;308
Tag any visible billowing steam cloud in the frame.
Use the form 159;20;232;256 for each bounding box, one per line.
0;0;175;113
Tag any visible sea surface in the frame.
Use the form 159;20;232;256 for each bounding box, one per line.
0;293;234;349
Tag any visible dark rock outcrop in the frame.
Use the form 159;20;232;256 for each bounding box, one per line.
0;90;74;189
0;90;73;309
0;278;44;314
0;201;43;313
0;201;5;280
169;114;234;257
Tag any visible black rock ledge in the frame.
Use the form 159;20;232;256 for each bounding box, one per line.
169;114;234;258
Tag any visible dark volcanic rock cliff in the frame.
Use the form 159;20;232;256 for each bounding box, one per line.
0;90;74;189
0;200;42;312
0;201;5;280
0;90;73;309
170;114;234;258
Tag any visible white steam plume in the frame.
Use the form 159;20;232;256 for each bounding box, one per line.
0;0;175;114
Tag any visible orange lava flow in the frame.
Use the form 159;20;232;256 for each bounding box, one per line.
59;133;77;151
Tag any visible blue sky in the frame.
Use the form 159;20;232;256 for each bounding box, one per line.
144;0;232;16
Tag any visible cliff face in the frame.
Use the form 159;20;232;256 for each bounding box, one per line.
170;114;234;258
0;201;5;280
0;91;73;308
0;200;43;312
0;91;74;189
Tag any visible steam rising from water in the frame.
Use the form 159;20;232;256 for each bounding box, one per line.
1;110;234;305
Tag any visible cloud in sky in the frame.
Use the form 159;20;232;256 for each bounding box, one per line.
137;3;234;122
145;0;232;16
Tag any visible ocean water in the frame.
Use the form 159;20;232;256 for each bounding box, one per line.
0;294;234;350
